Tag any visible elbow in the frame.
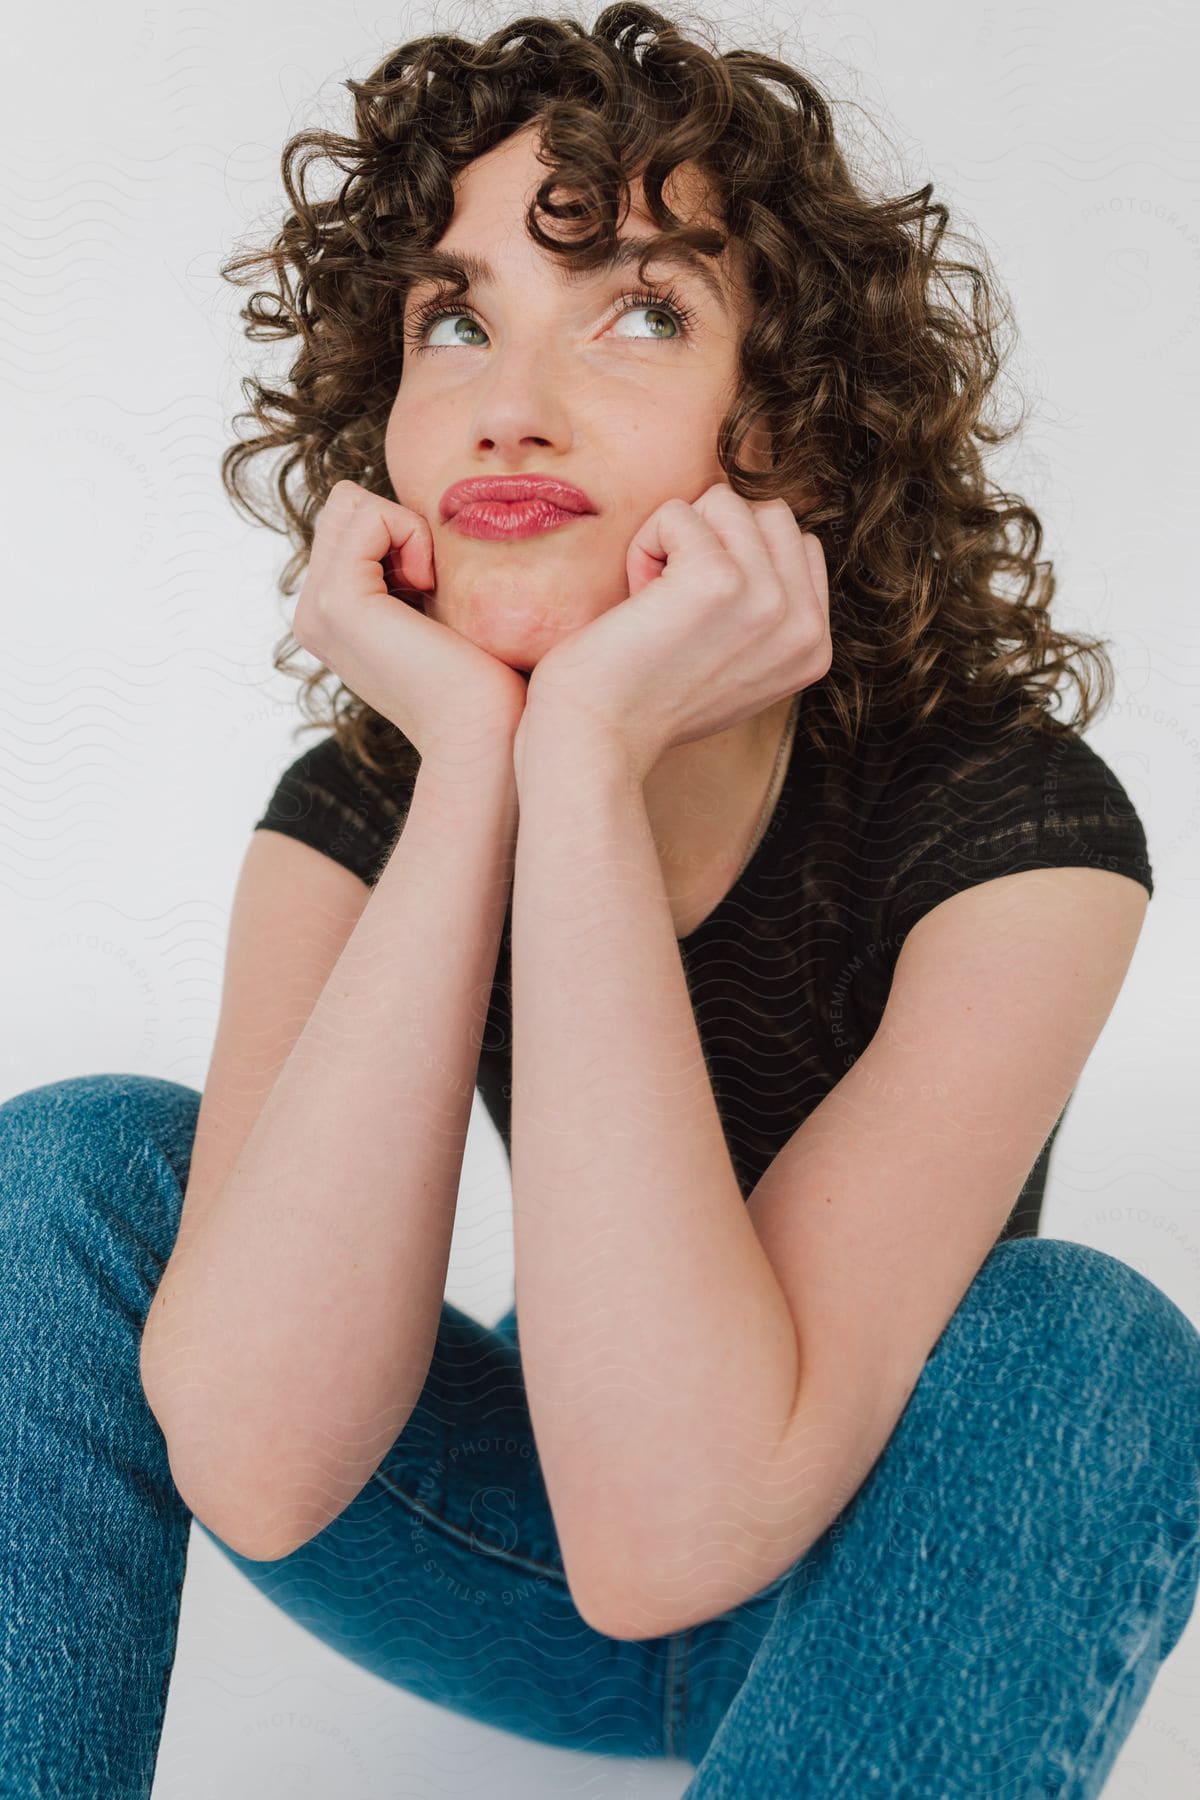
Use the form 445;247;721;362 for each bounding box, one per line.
569;1521;788;1641
140;1367;313;1564
573;1576;690;1642
556;1500;720;1641
565;1541;686;1642
172;1452;312;1563
213;1520;312;1564
570;1577;650;1642
190;1501;301;1564
554;1530;646;1641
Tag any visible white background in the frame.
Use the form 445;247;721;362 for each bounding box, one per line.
3;0;1198;1793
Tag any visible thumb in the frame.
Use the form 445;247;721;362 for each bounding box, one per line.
625;540;668;601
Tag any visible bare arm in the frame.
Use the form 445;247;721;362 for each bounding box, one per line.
508;700;1148;1642
140;744;518;1560
508;702;796;1635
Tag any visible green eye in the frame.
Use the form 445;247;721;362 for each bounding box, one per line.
404;282;698;349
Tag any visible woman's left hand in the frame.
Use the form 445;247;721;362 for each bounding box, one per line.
518;482;832;784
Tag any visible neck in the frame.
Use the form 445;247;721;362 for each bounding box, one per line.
642;695;797;927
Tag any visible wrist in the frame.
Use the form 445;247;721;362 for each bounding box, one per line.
514;693;644;797
417;733;520;806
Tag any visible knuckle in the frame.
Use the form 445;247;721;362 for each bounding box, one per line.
757;582;787;623
709;555;741;600
321;481;363;528
810;629;834;677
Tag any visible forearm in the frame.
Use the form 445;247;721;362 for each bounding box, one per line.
142;747;518;1556
509;704;801;1636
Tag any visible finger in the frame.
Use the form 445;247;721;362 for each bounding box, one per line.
745;498;798;592
383;539;433;600
690;485;780;591
762;498;825;610
624;494;714;598
803;528;828;611
752;500;825;612
376;497;436;593
325;485;435;594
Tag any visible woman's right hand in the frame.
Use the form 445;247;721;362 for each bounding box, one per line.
292;479;530;768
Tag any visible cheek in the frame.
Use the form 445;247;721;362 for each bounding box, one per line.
383;403;427;500
386;387;443;457
385;393;412;445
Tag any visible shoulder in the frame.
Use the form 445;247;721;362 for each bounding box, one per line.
859;700;1154;944
253;727;420;888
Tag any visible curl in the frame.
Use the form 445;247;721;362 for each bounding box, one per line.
219;1;1115;783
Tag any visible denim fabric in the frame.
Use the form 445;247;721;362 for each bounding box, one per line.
1;1071;1197;1799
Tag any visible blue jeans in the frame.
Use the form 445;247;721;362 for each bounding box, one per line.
2;1072;1198;1799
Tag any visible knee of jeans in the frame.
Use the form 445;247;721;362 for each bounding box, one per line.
967;1236;1200;1375
0;1072;202;1248
942;1236;1200;1521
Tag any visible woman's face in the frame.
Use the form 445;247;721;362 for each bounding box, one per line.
384;121;766;675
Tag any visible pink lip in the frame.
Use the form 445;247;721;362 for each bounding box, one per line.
448;499;590;541
439;474;597;521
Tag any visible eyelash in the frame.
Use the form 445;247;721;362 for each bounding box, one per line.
403;282;700;349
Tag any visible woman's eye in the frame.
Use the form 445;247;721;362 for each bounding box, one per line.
406;286;696;351
416;312;487;349
609;296;691;339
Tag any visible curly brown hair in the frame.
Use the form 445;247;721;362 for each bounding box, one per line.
218;0;1116;787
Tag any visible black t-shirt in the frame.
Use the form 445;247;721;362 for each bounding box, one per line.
253;699;1154;1245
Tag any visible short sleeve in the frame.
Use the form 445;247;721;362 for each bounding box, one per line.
876;719;1154;949
252;731;417;889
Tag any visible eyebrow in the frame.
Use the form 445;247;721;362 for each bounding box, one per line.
419;236;731;315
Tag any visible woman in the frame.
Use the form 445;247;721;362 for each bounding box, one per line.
3;7;1197;1796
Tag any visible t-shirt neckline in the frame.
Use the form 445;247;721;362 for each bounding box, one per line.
675;707;805;949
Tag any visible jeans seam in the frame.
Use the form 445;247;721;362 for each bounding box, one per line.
370;1465;570;1587
1060;1527;1200;1798
678;1625;692;1760
663;1629;680;1757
